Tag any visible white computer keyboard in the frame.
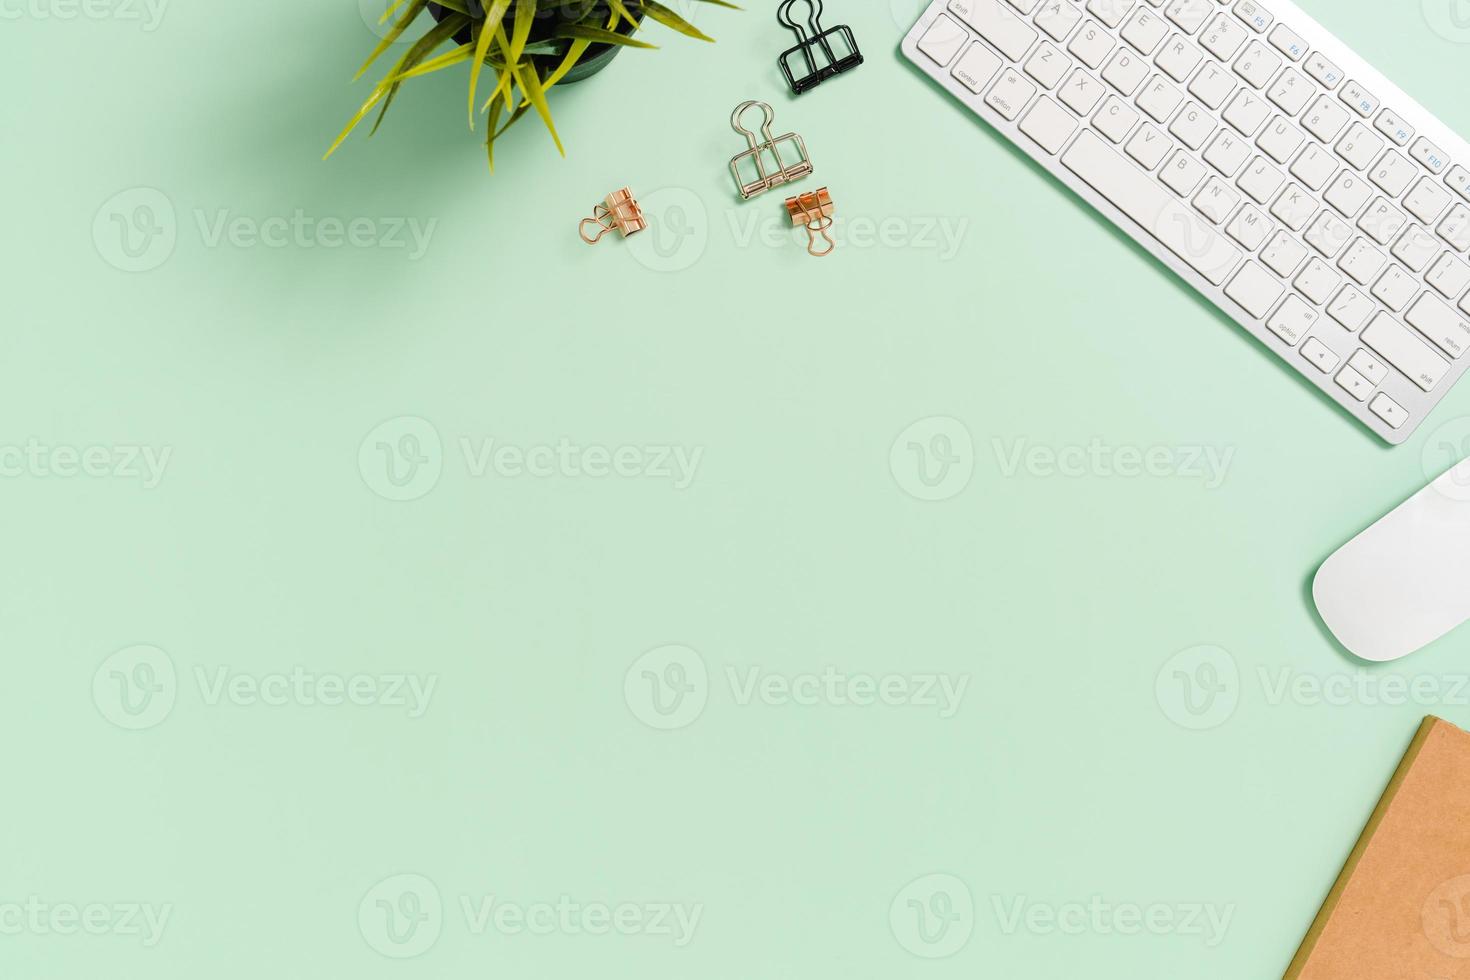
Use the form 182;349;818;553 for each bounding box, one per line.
902;0;1470;443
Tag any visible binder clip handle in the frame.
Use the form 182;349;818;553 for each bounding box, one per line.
777;0;824;43
579;205;616;245
731;100;778;151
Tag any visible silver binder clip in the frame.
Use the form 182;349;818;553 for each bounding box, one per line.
728;101;813;201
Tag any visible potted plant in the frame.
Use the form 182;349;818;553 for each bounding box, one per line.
326;0;735;171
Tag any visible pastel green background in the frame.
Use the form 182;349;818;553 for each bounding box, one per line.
6;0;1470;976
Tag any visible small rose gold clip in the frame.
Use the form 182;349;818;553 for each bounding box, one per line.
784;186;835;258
579;187;646;245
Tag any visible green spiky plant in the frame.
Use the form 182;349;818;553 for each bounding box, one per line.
327;0;735;171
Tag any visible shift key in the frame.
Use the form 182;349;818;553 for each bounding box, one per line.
948;0;1039;60
1362;312;1448;390
1062;131;1242;285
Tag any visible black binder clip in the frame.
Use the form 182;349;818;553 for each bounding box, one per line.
777;0;863;95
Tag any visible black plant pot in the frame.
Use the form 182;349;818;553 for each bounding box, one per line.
428;2;633;83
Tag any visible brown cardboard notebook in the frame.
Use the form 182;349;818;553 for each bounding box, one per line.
1286;716;1470;979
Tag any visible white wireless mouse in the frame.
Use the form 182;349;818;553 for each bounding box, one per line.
1314;459;1470;662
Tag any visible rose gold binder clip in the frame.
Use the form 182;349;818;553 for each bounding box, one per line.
728;101;813;201
784;186;835;258
579;187;646;244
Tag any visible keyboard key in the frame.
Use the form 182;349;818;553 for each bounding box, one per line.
1446;165;1470;201
1020;96;1078;153
950;0;1039;59
1204;129;1251;176
1225;261;1285;317
1295;257;1343;304
1359;198;1408;245
1339;81;1379;118
1369;150;1418;196
1303;95;1350;142
1223;90;1271;137
1440;204;1470;252
1306;211;1353;258
1328;285;1376;330
1169;102;1216;150
1427;252;1470;300
1034;0;1083;41
1335;365;1372;400
1227;203;1273;250
1201;14;1249;61
1007;0;1041;12
987;67;1039;119
1267;23;1307;61
1258;116;1305;163
1238;156;1285;203
1061;131;1242;284
1102;47;1151;94
1164;0;1213;34
1362;311;1449;390
1336;124;1385;172
1369;393;1409;429
1161;148;1208;194
1267;294;1318;343
918;14;969;66
1372;264;1417;311
1126;123;1174;169
952;42;1005;92
1266;68;1313;115
1324;171;1373;218
1392;224;1441;273
1136;75;1184;121
1025;42;1072;88
1234;0;1272;33
1155;34;1202;81
1085;0;1135;28
1349;348;1388;384
1094;95;1141;142
1262;229;1307;275
1301;336;1340;372
1406;292;1470;358
1412;138;1451;175
1338;237;1386;284
1193;176;1241;223
1304;52;1343;89
1234;40;1281;89
1068;20;1116;67
1290;143;1338;191
1269;182;1316;231
1188;61;1237;109
1120;7;1169;54
1060;69;1106;114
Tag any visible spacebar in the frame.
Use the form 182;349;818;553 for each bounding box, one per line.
1061;131;1241;286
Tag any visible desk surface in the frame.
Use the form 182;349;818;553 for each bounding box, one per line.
6;0;1470;975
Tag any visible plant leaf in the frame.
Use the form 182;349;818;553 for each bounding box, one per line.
467;0;512;128
354;0;429;80
511;61;563;155
554;24;655;47
636;0;713;40
542;37;592;88
509;0;537;64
